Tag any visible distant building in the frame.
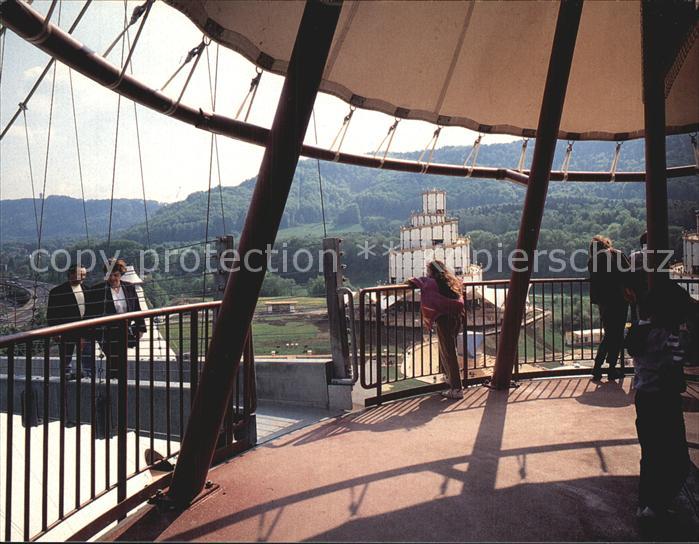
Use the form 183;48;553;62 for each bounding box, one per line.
670;209;699;300
565;328;604;346
266;300;297;314
388;189;482;283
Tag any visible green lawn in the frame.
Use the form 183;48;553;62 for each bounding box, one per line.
276;222;364;239
159;296;332;357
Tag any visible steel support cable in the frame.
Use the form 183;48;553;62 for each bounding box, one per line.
67;68;90;245
160;35;208;95
108;0;153;91
329;105;355;161
3;1;697;184
201;44;222;300
32;0;62;324
20;107;40;239
418;126;442;174
561;140;574;182
0;28;6;88
102;0;153;59
517;138;529;172
0;0;92;141
373;118;400;168
609;141;623;182
235;68;262;122
0;30;4;262
106;3;128;257
311;108;328;238
206;43;226;235
462;133;482;177
125;27;150;249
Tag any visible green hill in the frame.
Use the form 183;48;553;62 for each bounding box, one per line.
118;136;697;245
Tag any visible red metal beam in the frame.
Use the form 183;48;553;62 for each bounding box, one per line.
491;0;584;390
642;1;670;288
166;0;342;505
1;0;695;186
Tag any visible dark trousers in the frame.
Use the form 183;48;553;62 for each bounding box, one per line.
97;326;128;378
435;314;463;390
59;339;95;376
635;390;689;510
593;303;628;376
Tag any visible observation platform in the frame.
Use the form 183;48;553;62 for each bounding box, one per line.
103;376;699;542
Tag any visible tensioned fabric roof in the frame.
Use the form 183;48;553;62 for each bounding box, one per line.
166;0;699;141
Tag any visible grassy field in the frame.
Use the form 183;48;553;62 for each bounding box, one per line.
158;296;331;357
276;222;364;239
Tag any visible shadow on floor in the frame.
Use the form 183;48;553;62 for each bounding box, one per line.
102;379;699;542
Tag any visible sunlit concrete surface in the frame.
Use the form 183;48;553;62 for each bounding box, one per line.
0;400;337;541
103;378;699;542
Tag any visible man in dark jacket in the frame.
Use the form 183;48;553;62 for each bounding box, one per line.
588;236;632;381
46;265;93;378
85;259;146;377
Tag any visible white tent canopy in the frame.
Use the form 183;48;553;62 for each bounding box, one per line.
167;0;699;141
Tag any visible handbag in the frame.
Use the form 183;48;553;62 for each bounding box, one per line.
624;322;651;356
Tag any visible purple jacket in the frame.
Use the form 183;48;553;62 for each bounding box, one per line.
409;276;464;328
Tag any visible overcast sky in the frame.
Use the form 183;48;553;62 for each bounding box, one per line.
0;0;518;203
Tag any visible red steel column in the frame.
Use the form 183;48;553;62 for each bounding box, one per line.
491;0;584;389
168;0;342;505
641;1;669;288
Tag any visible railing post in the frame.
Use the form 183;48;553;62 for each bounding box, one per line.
242;330;257;446
189;310;198;404
167;0;342;506
117;320;128;510
323;237;350;379
492;0;583;390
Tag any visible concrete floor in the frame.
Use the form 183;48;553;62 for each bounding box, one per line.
103;377;699;542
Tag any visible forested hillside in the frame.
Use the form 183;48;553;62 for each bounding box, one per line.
117;135;697;245
0;196;161;242
1;135;697;295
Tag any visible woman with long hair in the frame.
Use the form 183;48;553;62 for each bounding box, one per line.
587;235;631;381
408;260;465;399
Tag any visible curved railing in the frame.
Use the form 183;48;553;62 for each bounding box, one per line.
0;300;256;542
355;277;698;405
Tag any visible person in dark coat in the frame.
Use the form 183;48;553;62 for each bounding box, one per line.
588;235;632;381
633;277;696;520
86;258;146;377
46;265;93;378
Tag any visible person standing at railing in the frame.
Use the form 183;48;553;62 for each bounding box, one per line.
408;260;465;400
587;235;633;381
85;258;146;378
47;264;93;379
631;277;695;521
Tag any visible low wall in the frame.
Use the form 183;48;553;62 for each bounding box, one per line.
0;357;344;434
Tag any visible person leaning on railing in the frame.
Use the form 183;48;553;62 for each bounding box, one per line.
587;235;633;381
85;258;146;378
631;277;696;521
408;260;465;400
46;264;93;379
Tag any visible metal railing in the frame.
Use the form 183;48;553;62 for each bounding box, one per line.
355;278;698;404
0;301;256;542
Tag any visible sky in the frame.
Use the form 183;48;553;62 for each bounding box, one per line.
0;0;519;203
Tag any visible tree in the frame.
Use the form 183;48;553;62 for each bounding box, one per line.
307;276;326;297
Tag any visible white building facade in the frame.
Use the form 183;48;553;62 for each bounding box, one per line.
670;210;699;300
389;190;482;283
